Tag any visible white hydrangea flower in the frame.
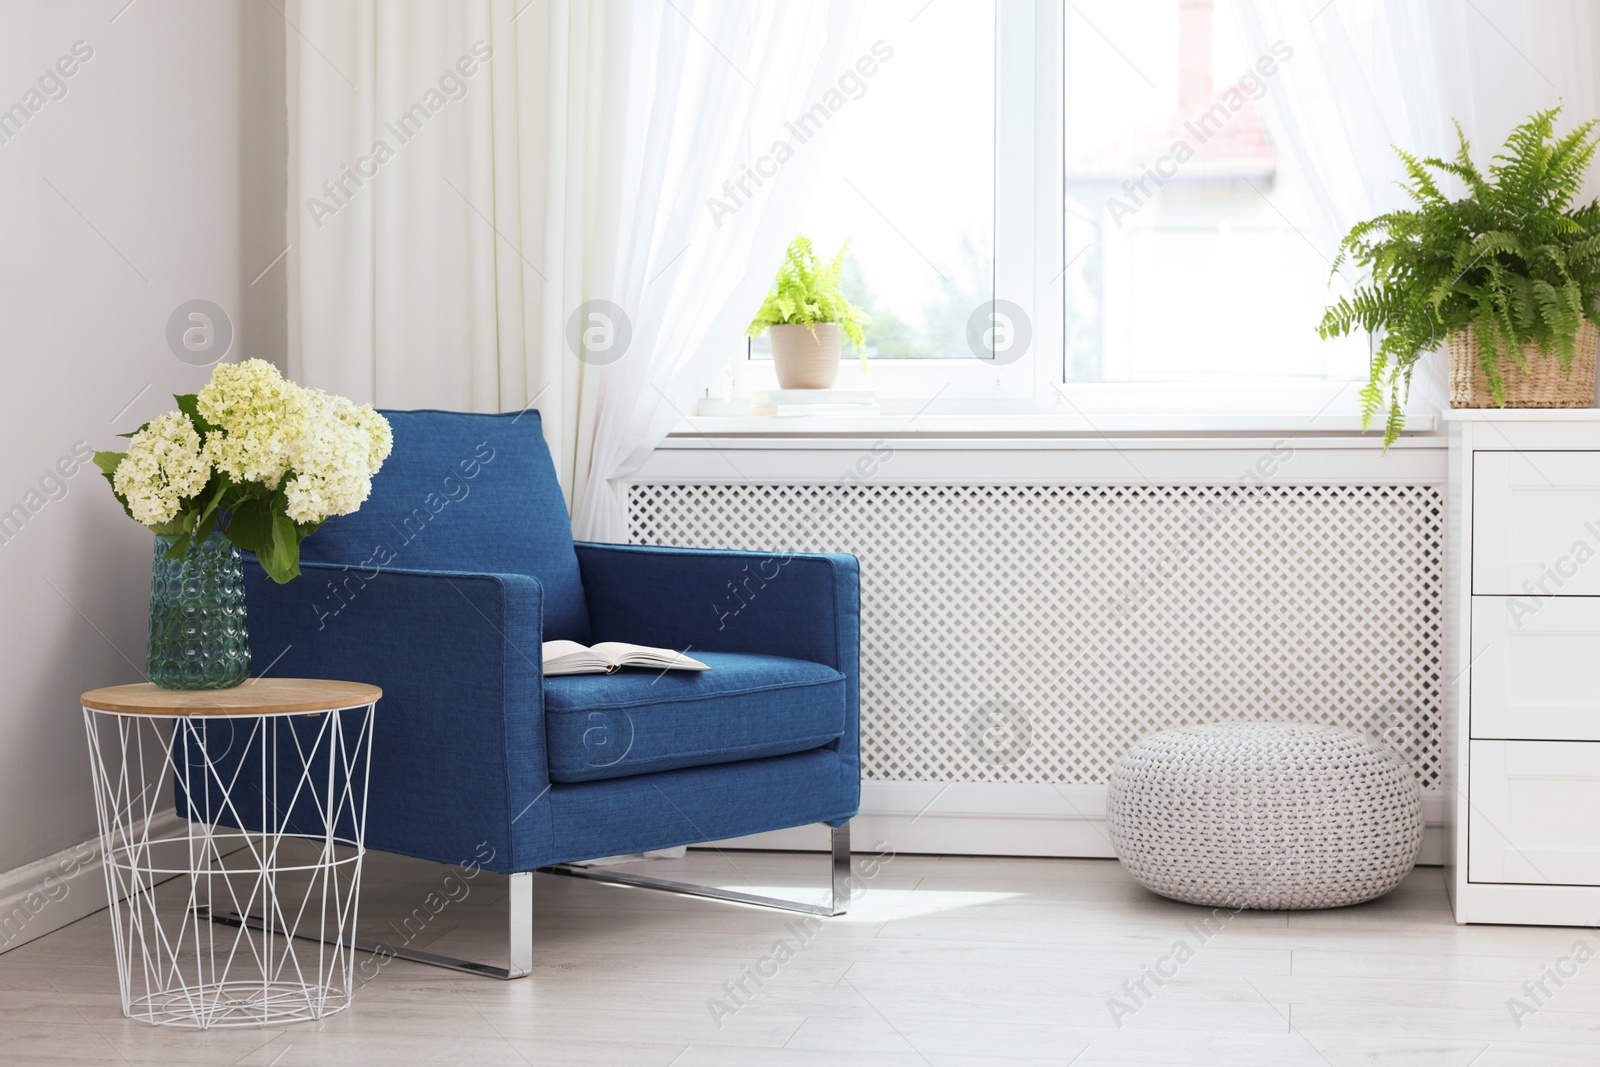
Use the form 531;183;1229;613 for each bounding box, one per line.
113;413;212;527
197;359;307;488
355;403;394;472
281;389;394;524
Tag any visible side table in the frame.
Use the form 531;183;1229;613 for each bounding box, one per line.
80;678;381;1028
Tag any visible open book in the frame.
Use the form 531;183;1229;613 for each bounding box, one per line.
541;640;711;676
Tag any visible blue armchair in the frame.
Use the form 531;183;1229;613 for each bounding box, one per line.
239;409;860;978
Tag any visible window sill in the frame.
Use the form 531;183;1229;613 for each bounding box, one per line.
672;411;1437;439
692;380;1437;439
642;423;1446;483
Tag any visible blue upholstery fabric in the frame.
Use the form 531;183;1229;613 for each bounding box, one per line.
548;749;847;863
300;409;590;642
240;559;551;873
222;409;861;875
544;652;844;783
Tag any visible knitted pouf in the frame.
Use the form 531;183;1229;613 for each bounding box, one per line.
1107;722;1423;910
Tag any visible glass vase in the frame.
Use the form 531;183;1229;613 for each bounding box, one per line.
147;530;250;690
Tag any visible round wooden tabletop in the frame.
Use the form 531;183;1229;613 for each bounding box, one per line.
80;678;382;717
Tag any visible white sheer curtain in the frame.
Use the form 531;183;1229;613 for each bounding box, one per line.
285;0;863;536
561;1;864;540
1236;0;1600;407
1239;0;1600;214
285;3;511;411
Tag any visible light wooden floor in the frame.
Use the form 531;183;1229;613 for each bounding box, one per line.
2;848;1598;1065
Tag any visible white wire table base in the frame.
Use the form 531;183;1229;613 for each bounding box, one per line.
81;700;375;1029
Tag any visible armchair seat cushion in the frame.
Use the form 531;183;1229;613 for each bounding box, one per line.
543;652;846;783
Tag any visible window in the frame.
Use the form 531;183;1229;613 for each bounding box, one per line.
783;0;995;362
718;0;1371;418
1061;0;1365;388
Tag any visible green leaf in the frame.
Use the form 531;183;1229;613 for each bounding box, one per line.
173;393;218;434
192;474;230;535
174;394;202;427
253;512;302;584
193;508;219;545
272;512;300;572
223;496;274;554
92;451;138;522
216;492;304;583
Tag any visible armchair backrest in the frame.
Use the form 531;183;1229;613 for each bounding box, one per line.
300;408;591;641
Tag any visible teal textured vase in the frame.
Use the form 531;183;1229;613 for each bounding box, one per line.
147;531;250;690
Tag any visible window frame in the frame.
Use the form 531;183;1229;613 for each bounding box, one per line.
706;0;1388;430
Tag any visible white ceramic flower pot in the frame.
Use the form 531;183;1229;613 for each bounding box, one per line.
770;323;843;389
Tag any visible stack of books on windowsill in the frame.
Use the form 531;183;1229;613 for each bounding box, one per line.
753;389;879;417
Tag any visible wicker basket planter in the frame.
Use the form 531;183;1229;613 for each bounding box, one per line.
1448;318;1598;408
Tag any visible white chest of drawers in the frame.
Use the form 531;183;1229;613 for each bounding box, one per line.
1448;410;1600;924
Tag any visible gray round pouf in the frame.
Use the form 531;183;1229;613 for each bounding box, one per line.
1107;722;1423;910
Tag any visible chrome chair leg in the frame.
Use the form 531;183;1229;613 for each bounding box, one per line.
203;824;850;981
542;822;854;917
830;820;852;913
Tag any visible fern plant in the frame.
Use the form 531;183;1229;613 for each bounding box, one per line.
748;234;870;364
1319;107;1600;446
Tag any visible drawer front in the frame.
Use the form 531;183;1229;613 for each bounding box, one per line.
1470;740;1600;884
1473;451;1600;595
1471;597;1600;740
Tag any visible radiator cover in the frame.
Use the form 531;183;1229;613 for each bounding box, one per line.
629;484;1443;793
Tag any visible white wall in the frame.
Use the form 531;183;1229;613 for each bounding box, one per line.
0;0;283;876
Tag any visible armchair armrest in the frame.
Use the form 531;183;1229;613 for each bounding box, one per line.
574;542;860;671
243;558;549;873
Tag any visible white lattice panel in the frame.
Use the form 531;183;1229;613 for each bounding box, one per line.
629;484;1443;791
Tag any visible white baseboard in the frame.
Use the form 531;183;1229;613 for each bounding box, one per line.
3;785;1441;954
704;782;1451;866
0;809;189;956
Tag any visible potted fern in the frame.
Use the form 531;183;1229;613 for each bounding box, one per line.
1319;107;1600;446
748;234;870;389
